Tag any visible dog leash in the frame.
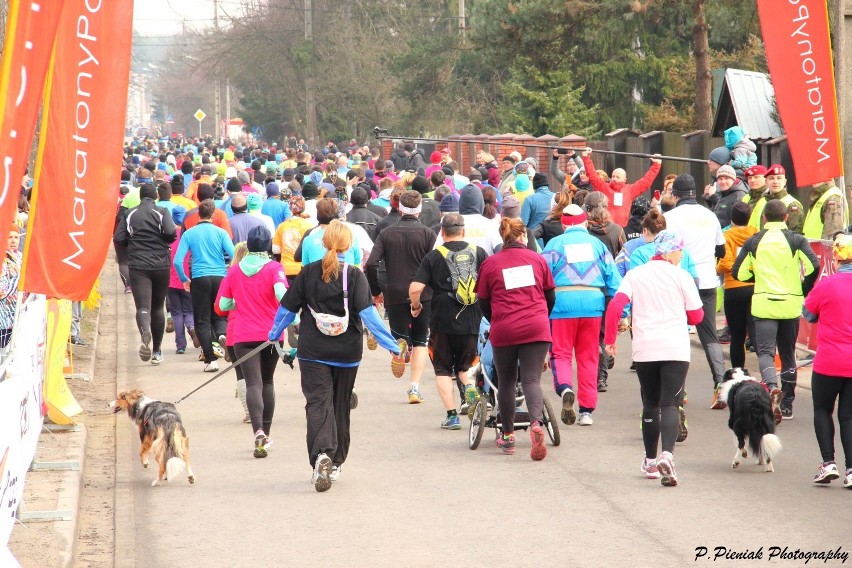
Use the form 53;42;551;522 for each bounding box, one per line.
761;357;815;384
174;340;278;404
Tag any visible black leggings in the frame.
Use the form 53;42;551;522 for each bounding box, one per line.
723;286;755;369
128;268;170;352
190;275;227;364
811;372;852;470
635;360;689;459
492;342;550;434
234;342;280;435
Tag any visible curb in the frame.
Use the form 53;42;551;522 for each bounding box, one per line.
56;424;87;568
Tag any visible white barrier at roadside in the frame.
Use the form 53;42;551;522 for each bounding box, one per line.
0;296;47;567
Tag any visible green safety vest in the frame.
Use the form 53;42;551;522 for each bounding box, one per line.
748;193;795;232
802;185;846;239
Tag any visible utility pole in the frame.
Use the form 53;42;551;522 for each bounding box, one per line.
225;77;231;142
213;0;221;142
304;0;318;147
459;0;466;38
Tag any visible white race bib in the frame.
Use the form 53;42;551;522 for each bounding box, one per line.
613;192;624;207
502;265;536;290
564;243;595;263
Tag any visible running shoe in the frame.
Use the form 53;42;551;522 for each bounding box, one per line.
165;316;174;333
629;362;636;372
459;402;469;415
845;469;852;489
151;352;163;366
330;464;343;482
188;327;201;348
597;377;608;392
813;462;840;484
464;384;479;419
769;387;783;425
312;453;333;492
718;326;731;344
253;430;269;458
676;406;688;442
242;414;250;424
212;341;225;359
496;433;515;455
529;424;547;461
560;388;576;425
176;348;185;355
365;329;377;350
407;385;423;404
655;451;678;487
577;412;593;426
641;457;661;479
391;339;407;378
219;335;231;362
139;330;152;362
441;414;461;430
781;405;794;420
710;384;727;410
124;285;132;294
203;360;219;373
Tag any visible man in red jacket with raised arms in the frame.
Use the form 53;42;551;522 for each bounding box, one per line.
580;148;662;226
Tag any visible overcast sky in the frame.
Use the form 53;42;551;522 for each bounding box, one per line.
133;0;235;37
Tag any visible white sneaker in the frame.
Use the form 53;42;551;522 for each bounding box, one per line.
212;342;225;359
329;464;342;482
312;453;332;492
813;462;840;484
844;469;852;489
577;412;593;426
203;360;219;372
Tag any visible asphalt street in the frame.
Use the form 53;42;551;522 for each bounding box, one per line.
112;293;849;568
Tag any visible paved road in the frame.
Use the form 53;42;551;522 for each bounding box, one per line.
111;293;848;568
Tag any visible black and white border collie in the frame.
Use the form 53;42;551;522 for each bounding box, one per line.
719;368;782;472
110;389;195;486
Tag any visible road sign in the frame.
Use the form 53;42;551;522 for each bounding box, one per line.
194;109;206;122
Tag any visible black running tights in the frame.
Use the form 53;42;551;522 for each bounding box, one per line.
635;360;689;459
811;372;852;470
492;341;550;434
234;342;280;436
128;268;170;352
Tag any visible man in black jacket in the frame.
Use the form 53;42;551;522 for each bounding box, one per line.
113;183;176;365
346;186;383;240
365;191;436;404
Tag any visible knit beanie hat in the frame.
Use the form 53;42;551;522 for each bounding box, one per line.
247;194;262;212
630;195;651;217
715;165;737;180
350;186;369;206
532;173;549;190
439;193;459;212
266;182;280;197
730;201;750;226
708;146;731;166
501;196;521;219
671;173;696;196
514;173;531;192
430;151;442;165
246;226;272;253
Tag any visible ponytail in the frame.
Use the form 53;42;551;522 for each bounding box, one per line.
499;217;526;247
320;220;353;283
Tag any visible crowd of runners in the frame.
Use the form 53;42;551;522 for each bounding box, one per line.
109;133;852;492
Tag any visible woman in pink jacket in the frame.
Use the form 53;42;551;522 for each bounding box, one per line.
217;226;287;459
803;234;852;487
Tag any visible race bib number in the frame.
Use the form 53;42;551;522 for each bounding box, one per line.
613;192;623;207
502;265;535;290
564;243;595;263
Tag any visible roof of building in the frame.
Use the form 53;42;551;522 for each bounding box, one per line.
712;68;783;140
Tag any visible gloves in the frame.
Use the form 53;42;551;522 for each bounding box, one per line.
269;306;296;342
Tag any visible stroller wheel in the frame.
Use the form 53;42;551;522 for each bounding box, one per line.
469;399;487;450
542;399;561;446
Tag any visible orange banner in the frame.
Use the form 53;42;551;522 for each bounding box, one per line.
757;0;843;186
0;1;63;259
21;0;134;299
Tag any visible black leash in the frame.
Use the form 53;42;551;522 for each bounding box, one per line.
174;340;274;404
